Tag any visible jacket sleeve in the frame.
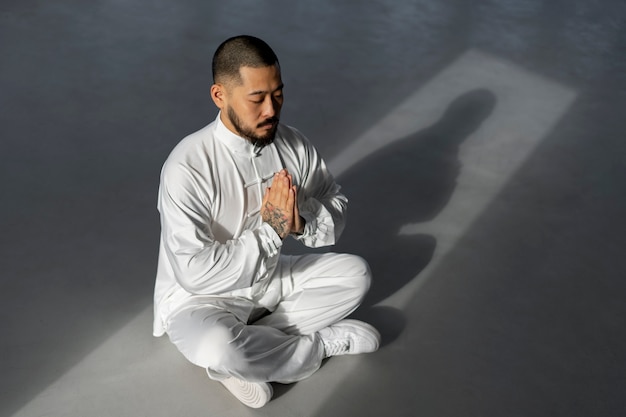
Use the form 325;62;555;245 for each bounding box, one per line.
157;162;282;295
288;130;348;248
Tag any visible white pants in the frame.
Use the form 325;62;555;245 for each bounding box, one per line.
166;253;371;384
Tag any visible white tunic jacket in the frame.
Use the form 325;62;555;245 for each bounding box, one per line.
153;114;347;336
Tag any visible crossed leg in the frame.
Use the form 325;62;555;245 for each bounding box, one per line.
166;252;371;383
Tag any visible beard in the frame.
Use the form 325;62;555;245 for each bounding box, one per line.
226;106;279;147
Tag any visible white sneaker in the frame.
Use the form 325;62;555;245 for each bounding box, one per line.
219;377;273;408
318;319;381;357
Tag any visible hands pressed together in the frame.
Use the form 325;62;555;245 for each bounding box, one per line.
261;169;304;239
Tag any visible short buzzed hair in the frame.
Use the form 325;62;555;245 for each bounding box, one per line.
212;35;279;85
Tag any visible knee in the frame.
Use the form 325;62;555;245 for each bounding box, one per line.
338;253;372;296
193;323;244;370
170;319;243;371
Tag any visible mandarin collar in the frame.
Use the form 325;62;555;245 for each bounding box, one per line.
214;112;258;155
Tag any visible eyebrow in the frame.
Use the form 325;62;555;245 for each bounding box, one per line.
247;83;284;96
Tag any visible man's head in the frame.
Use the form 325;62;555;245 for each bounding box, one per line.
210;35;284;146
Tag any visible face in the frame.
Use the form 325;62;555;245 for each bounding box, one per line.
212;64;284;146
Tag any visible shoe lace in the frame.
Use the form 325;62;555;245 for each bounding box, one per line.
324;339;350;357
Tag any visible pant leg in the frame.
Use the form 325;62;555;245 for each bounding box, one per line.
254;252;371;335
165;252;370;384
166;303;325;384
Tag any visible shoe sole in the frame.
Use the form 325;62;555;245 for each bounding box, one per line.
219;377;273;408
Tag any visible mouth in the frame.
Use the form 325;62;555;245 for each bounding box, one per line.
258;119;278;129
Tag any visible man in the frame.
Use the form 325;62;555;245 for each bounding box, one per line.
153;35;380;408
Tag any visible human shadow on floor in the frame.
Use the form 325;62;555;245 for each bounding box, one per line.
333;89;497;345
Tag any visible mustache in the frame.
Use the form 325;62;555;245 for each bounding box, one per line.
258;117;279;128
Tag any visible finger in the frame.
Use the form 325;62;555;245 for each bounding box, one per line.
292;185;300;221
287;185;295;214
273;170;286;189
290;187;300;234
267;172;284;207
273;170;287;202
272;171;281;187
268;173;281;199
279;176;290;205
282;170;291;186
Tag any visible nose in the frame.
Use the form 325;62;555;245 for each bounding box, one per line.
261;95;280;119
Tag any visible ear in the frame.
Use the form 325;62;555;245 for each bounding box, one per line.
210;84;226;109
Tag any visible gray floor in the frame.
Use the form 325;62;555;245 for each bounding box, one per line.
2;1;625;416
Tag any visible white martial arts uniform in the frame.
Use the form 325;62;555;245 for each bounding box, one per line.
153;114;371;383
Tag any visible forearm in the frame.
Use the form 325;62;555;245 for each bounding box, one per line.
295;189;347;247
164;222;282;295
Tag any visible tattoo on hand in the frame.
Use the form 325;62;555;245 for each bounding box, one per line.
262;202;289;238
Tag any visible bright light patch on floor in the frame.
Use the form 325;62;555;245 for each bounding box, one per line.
330;49;576;309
